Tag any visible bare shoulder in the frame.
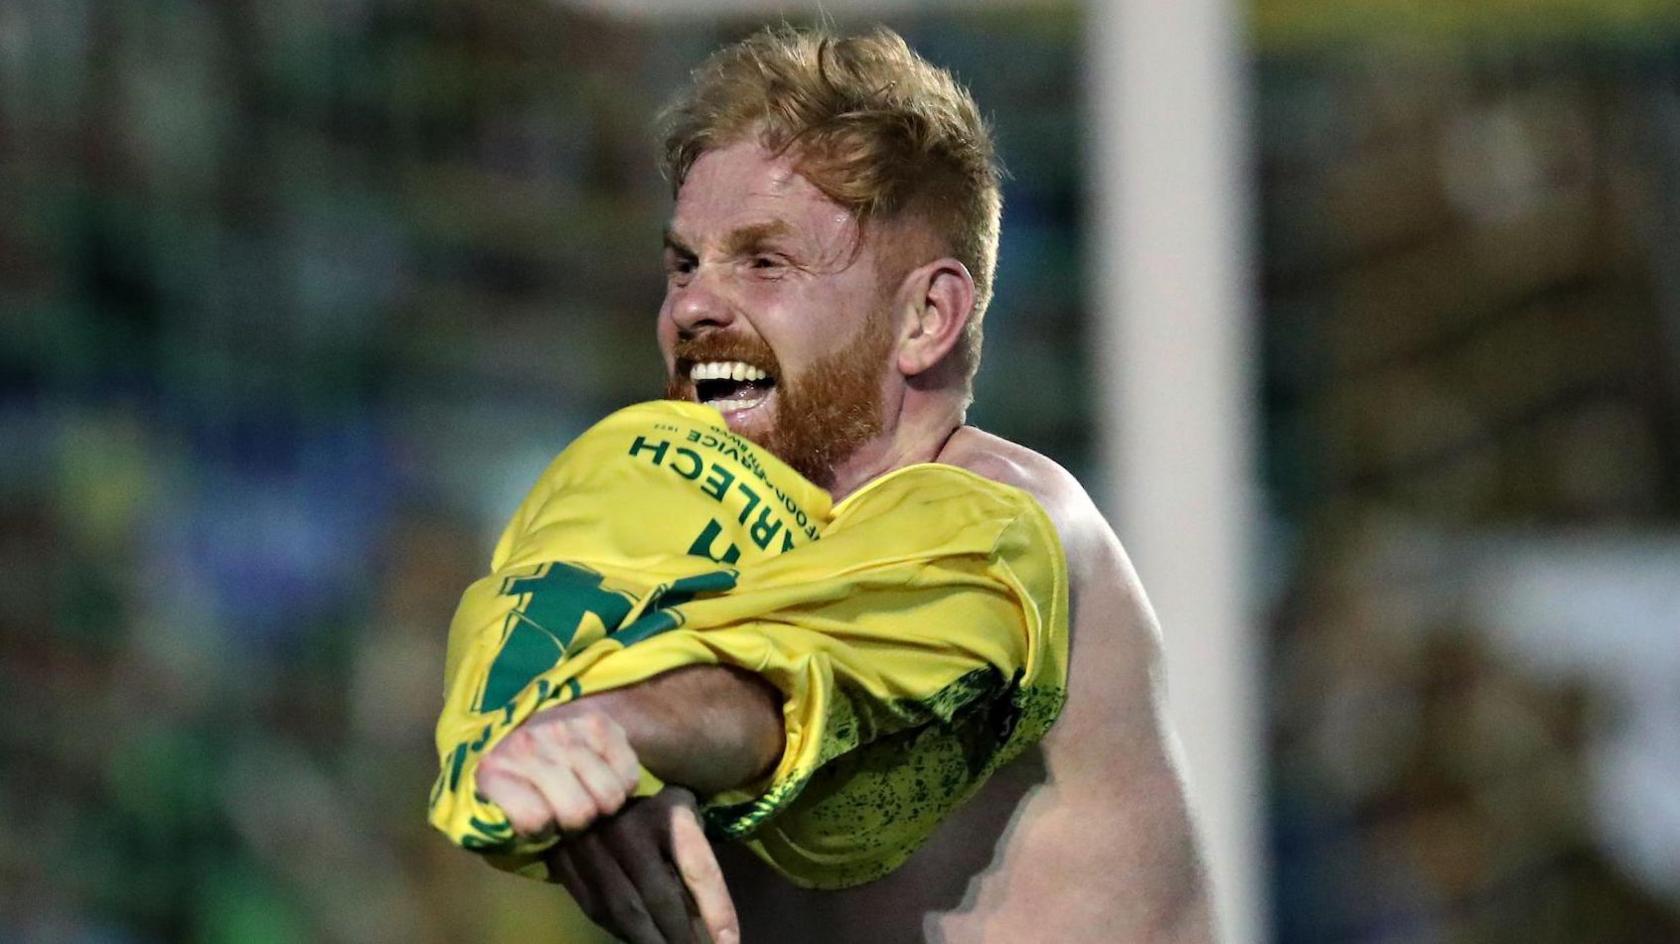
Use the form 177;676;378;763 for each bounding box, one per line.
936;427;1101;562
936;427;1124;589
939;426;1166;741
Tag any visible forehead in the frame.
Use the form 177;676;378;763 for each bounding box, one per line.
670;141;857;248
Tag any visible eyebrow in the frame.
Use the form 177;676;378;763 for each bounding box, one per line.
663;221;795;258
722;221;793;256
662;226;695;257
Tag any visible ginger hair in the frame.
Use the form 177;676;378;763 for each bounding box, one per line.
659;25;1003;389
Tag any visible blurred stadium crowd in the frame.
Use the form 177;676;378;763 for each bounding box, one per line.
1;1;1677;942
1257;21;1680;940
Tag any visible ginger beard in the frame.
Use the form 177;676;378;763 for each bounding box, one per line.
665;308;897;490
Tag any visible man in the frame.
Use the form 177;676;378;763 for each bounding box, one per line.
449;26;1214;944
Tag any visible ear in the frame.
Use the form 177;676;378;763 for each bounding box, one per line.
894;258;976;378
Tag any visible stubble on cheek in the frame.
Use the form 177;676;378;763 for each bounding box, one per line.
757;311;896;489
657;314;895;490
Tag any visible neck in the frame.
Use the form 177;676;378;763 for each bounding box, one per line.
822;388;965;502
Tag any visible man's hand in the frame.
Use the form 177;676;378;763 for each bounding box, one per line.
476;703;642;838
549;786;739;944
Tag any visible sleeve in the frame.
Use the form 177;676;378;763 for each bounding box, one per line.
426;559;650;863
428;552;750;867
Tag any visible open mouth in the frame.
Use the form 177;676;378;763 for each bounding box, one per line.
687;360;778;416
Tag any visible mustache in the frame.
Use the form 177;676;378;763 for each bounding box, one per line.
671;334;781;378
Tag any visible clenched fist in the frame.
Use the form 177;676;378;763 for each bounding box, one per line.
476;703;643;838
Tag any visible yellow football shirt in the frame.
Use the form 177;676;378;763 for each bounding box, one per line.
429;400;1069;889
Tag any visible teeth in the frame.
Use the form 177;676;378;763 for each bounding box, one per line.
691;361;770;383
709;396;767;415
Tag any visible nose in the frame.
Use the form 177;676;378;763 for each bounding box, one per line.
666;266;735;338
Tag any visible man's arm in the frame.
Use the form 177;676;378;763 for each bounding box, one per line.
582;665;784;795
936;434;1215;942
476;666;778;944
942;509;1215;941
477;664;784;834
933;551;1215;943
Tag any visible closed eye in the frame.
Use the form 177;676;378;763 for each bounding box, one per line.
746;253;794;276
664;248;697;282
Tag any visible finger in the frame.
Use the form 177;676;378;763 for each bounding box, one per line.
525;717;634;813
566;746;635;818
557;710;641;792
586;713;643;791
574;829;666;944
474;765;553;838
522;761;603;834
605;808;698;944
669;803;738;944
550;846;601;922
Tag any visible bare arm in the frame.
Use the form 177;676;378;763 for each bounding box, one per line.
477;663;784;835
570;664;785;796
935;519;1215;943
934;433;1215;942
477;666;781;944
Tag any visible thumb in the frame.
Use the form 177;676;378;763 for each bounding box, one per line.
668;801;738;944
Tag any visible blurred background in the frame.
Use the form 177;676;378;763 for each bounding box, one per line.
2;0;1677;941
